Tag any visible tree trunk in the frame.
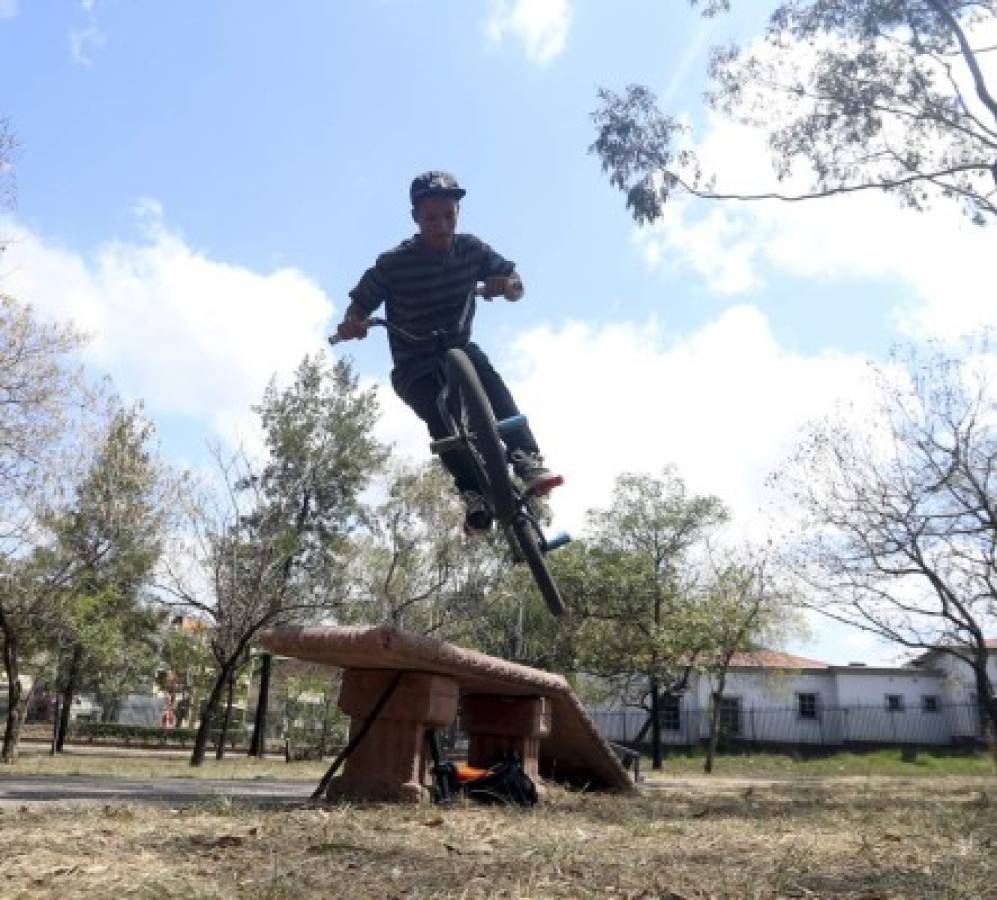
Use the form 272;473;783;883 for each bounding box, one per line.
1;625;23;764
705;667;730;775
215;670;236;761
100;693;122;724
971;657;997;758
705;692;722;774
649;676;663;771
190;657;238;766
56;644;82;752
248;653;272;758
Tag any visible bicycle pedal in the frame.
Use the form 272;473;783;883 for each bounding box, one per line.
429;435;464;455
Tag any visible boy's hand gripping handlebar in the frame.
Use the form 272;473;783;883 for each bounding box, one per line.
327;281;516;347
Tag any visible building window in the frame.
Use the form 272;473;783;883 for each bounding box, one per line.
660;694;681;732
718;696;742;736
921;695;940;713
885;694;905;712
797;693;819;720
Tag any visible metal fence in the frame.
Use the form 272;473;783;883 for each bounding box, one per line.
587;701;989;749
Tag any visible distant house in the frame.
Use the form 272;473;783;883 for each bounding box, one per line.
909;638;997;740
589;641;996;748
0;672;35;719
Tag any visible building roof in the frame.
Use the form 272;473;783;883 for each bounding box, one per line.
727;650;831;670
170;615;208;635
911;637;997;665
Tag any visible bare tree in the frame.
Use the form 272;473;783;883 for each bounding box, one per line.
157;449;320;765
0;117;16;241
777;340;997;741
0;296;88;762
0;558;71;761
344;461;506;634
592;1;997;225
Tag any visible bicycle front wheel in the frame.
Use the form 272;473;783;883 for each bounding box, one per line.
445;348;517;521
510;514;567;617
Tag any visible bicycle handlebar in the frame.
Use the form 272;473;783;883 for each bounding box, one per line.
327;283;502;347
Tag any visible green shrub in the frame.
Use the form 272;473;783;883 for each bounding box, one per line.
68;721;244;747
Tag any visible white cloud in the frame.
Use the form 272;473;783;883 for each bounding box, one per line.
371;304;872;541
0;207;335;445
486;0;571;66
0;0;18;20
504;307;873;536
636;112;997;341
69;25;105;67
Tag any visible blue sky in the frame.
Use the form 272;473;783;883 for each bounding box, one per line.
3;1;995;664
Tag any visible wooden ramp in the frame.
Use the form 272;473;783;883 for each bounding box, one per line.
261;623;634;793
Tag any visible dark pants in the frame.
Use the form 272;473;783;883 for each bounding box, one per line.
392;342;540;493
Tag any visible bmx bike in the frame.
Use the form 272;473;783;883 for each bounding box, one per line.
328;289;570;617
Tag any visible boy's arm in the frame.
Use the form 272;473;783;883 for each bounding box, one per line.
474;236;523;301
338;258;389;340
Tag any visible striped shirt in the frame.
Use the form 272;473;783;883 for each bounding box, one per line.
349;233;515;374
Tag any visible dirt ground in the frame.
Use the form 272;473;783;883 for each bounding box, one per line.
1;775;994;899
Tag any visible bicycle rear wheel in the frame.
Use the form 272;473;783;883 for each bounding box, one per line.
510;514;567;617
445;348;517;521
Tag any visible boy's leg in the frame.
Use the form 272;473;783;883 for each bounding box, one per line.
392;368;494;534
463;343;563;495
462;343;539;456
392;369;479;492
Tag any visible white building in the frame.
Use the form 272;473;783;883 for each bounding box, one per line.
590;640;996;748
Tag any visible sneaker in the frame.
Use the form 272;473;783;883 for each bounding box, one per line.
461;490;493;535
510;450;564;496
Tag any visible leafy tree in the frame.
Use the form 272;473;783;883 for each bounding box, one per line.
45;405;167;747
777;340;997;742
696;554;797;772
157;355;386;765
245;354;387;755
592;1;997;225
570;470;730;770
344;462;467;630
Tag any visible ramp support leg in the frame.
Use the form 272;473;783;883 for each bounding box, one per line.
461;694;551;782
327;669;458;803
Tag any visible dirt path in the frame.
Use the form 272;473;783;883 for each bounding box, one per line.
0;773;311;807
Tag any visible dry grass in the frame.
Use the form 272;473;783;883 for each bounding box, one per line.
19;740;995;784
2;776;995;898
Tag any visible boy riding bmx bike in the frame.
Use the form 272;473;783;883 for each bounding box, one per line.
335;170;563;535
